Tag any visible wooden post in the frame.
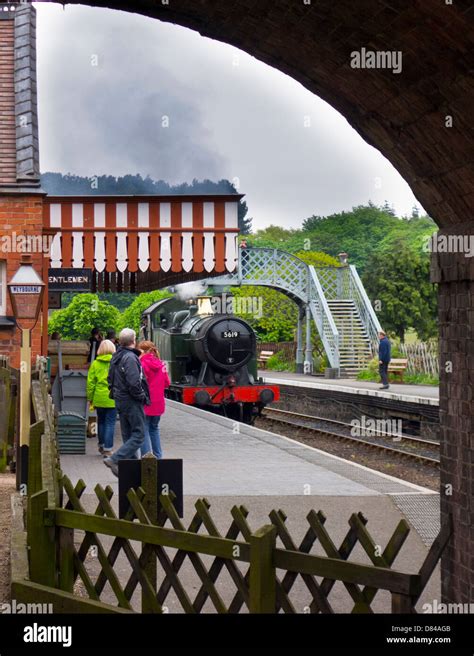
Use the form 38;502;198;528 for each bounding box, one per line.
27;420;45;498
19;328;32;487
58;527;75;593
141;456;158;613
28;490;56;588
249;524;276;613
391;592;415;613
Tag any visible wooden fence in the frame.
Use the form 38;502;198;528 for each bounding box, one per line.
256;342;296;361
398;342;439;376
12;360;451;614
0;355;18;472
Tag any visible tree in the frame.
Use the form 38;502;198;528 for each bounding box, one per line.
117;290;173;335
230;285;297;342
238;199;252;235
295;250;340;268
61;292;138;312
246;224;296;248
362;240;437;342
48;294;121;340
299;204;401;274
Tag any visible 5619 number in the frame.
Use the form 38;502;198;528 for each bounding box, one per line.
222;330;240;339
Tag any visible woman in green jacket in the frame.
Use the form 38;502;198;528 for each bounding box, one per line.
87;339;117;456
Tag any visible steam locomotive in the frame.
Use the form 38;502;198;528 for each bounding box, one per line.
140;296;279;424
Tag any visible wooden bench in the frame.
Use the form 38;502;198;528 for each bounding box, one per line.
257;350;274;369
388;358;408;382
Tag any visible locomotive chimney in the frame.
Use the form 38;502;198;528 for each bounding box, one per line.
197;296;214;316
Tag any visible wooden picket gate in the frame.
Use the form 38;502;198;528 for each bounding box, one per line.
12;358;452;614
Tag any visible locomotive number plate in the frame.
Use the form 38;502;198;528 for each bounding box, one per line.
221;330;240;338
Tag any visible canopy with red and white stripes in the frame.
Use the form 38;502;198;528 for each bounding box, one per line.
43;196;242;274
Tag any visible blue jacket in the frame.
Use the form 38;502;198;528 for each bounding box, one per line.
379;336;391;363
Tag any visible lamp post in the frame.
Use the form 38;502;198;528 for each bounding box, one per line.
7;255;45;488
338;252;349;266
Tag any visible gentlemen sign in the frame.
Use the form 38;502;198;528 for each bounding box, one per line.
48;268;93;292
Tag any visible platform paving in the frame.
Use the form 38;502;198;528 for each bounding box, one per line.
260;370;439;405
60;400;441;613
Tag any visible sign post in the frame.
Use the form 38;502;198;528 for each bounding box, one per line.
7;256;45;489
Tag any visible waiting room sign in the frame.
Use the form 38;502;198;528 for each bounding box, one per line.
48;268;93;292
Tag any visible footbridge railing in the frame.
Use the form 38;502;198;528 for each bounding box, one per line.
204;248;382;371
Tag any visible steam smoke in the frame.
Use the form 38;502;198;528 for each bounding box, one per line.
174;280;208;301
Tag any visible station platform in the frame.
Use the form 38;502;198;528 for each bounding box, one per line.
61;399;440;612
259;370;439;406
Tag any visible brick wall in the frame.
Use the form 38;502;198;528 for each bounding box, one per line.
432;230;474;602
0;194;45;368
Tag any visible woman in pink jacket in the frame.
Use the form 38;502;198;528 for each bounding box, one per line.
138;341;170;458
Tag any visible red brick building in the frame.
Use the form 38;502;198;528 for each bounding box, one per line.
0;3;44;367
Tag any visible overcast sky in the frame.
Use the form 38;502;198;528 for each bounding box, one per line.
35;3;422;230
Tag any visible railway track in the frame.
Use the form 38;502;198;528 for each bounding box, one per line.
260;407;440;467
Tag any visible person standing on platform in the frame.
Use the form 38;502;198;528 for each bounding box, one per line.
138;341;170;459
87;327;103;363
378;330;391;390
106;329;119;347
86;339;117;457
104;328;150;477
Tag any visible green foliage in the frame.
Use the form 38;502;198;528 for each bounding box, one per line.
117;289;173;335
231;286;297;342
246;225;296;248
62;292;137;312
362;239;437;342
294;250;340;267
48;294;120;340
357;363;439;386
300;203;436;274
265;351;296;373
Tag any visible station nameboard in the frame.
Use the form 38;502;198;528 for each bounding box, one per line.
48;268;93;292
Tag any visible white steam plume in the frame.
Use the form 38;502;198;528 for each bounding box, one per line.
174;280;208;301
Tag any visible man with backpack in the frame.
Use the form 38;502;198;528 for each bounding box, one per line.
104;328;150;477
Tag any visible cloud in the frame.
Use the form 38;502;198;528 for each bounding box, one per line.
35;3;422;228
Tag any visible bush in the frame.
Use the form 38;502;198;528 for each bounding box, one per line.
48;294;120;340
117;290;173;335
357;358;439;385
264;351;296;373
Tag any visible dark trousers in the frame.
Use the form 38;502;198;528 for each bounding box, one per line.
112;397;146;462
379;362;389;386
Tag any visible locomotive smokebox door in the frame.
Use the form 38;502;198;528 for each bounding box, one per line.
118;458;183;519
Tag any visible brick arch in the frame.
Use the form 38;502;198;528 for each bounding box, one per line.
46;1;474;604
57;0;473;229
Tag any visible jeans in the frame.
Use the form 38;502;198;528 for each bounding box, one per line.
141;415;162;459
379;362;389;386
112;397;146;462
96;407;117;450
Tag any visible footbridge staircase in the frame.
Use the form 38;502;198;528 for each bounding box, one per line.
204;248;382;376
